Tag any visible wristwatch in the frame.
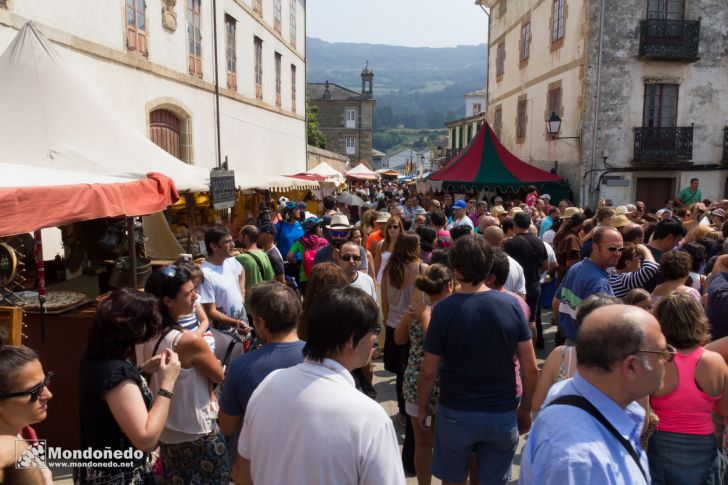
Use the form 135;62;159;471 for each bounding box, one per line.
157;388;174;399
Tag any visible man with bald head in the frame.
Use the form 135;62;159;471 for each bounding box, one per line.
477;215;499;234
483;226;526;299
557;226;622;343
521;304;669;484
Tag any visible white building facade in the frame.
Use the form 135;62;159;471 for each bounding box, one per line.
0;0;307;177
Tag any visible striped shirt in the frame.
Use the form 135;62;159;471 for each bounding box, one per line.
609;261;660;301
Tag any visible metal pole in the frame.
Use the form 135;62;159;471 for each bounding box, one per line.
127;217;137;289
212;0;222;167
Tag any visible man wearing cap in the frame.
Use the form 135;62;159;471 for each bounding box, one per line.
447;200;475;231
366;212;389;251
541;193;552;211
313;214;368;272
275;202;304;263
675;178;702;207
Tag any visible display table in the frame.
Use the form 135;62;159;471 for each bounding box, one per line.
25;302;96;450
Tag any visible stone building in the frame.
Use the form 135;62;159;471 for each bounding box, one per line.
0;0;307;177
306;65;375;165
481;0;728;209
446;88;487;159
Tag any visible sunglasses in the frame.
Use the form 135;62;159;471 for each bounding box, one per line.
388;225;400;230
604;246;624;252
0;372;53;403
160;265;190;296
634;344;677;363
330;230;349;238
341;254;362;262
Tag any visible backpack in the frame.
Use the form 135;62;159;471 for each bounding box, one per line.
302;238;328;278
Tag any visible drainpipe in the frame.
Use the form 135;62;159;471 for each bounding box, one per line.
585;0;607;206
303;0;308;170
212;0;222;168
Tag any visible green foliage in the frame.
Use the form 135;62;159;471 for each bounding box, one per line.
373;128;447;153
306;101;326;149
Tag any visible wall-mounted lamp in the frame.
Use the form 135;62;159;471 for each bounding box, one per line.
546;112;580;140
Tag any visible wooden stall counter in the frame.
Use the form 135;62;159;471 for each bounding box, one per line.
24;301;97;450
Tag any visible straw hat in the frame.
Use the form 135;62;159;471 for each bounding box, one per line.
327;214;353;230
375;212;391;223
490;205;506;217
563;207;582;218
614;215;630;228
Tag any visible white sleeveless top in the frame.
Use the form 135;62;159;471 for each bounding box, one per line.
376;250;392;284
135;329;214;444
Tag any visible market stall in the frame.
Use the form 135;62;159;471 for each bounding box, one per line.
426;122;571;201
345;163;379;181
308;161;347;186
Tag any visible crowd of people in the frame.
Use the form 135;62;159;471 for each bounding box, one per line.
3;177;728;484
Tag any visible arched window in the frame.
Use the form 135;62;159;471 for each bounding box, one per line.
150;109;181;159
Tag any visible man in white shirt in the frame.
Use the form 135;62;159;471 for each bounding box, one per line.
447;199;475;231
336;241;377;301
199;226;251;337
234;287;405;485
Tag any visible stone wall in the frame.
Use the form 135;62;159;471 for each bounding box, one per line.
309;98;374;163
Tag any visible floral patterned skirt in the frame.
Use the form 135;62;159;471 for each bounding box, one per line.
160;429;230;485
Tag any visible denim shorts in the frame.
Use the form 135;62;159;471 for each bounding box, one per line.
432;403;518;484
648;430;721;485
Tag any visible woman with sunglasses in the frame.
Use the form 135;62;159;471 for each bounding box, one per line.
77;288;181;484
648;292;728;484
137;265;228;483
0;338;53;484
374;216;403;285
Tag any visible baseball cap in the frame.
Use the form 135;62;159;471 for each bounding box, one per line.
453;200;467;210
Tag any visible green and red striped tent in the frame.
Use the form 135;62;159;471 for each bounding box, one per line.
429;122;563;192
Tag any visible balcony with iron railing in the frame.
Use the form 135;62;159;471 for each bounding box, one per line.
633;126;693;165
639;18;701;62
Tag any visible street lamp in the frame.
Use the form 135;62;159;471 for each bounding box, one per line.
546;112;580;140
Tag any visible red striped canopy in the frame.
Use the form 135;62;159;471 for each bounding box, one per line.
430;122;561;190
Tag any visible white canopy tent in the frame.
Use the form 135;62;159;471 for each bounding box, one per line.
308;161;346;186
0;23;210;191
345;163;379;181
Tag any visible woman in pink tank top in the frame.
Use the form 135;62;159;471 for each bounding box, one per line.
648;292;728;485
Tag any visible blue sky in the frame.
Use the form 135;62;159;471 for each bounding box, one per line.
306;0;489;48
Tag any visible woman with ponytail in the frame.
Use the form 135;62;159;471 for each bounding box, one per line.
394;263;454;485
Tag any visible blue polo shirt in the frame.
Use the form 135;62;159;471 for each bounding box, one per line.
557;258;613;340
520;372;648;484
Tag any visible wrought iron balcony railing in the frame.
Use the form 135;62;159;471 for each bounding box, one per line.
639;18;700;62
633;126;693;164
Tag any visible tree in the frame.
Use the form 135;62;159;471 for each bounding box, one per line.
306;101;326;149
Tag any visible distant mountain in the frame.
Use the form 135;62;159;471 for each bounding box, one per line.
306;37;487;141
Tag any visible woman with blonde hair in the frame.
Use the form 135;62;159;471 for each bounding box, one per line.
374;216;403;284
649;292;728;484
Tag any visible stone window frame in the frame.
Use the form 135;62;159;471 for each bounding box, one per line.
274;0;282;34
274;52;282;107
225;14;237;90
289;0;297;47
499;0;507;18
291;64;297;113
187;0;203;78
545;80;563;140
550;0;567;52
126;0;148;56
345;107;357;128
642;83;679;128
519;21;531;68
145;99;195;165
494;105;503;140
516;95;528;144
253;0;263;18
345;135;357;155
496;42;506;81
254;36;263;100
